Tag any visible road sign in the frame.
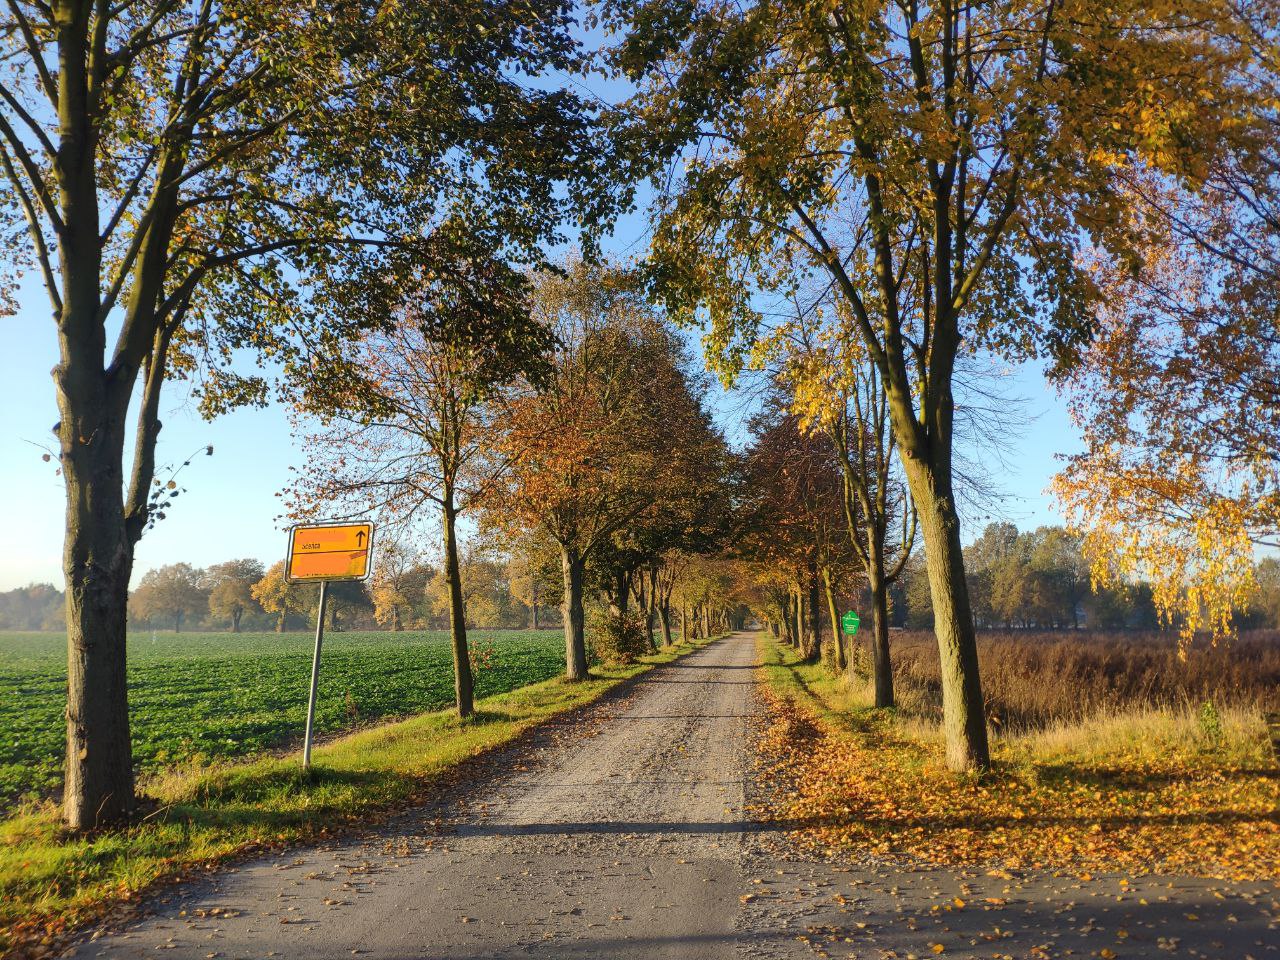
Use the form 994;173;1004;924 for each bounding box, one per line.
287;521;374;582
286;521;375;771
842;610;861;635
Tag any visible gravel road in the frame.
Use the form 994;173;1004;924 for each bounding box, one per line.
63;633;1278;960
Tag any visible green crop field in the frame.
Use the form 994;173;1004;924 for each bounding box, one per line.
0;629;565;809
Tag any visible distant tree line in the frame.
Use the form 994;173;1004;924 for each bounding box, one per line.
117;551;564;635
894;522;1280;632
0;552;565;635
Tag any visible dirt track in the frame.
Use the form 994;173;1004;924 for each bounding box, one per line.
63;633;1278;959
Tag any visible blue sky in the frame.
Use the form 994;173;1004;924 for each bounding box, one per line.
0;263;1080;592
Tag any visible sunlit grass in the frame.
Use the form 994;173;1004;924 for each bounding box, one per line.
755;635;1278;879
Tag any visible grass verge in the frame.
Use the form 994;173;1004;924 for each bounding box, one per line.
0;635;721;958
755;634;1278;881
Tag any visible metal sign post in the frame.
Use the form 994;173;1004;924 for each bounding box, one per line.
287;520;375;771
302;580;330;771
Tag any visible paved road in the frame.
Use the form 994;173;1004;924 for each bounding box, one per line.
65;633;1278;959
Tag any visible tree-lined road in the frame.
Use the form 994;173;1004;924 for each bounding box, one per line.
66;635;1278;959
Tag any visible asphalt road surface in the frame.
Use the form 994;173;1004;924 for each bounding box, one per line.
64;633;1278;959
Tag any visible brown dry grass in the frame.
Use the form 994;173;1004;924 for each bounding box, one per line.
873;629;1280;731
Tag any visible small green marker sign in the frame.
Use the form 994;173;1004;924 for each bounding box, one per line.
842;610;860;635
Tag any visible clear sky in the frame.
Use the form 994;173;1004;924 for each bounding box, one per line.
0;262;1080;593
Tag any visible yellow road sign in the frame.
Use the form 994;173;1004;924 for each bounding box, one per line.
287;522;374;582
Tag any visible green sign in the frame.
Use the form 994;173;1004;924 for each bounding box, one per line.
841;610;860;635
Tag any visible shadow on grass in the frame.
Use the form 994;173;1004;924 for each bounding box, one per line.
765;653;1280;835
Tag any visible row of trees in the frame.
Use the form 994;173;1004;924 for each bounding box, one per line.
124;550;557;635
899;523;1160;632
604;0;1280;774
288;258;734;714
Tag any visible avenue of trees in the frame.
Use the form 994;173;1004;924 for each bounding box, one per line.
7;0;1280;827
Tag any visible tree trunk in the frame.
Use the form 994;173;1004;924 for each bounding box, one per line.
804;572;821;663
232;608;242;633
658;600;673;647
442;492;474;718
61;474;136;830
681;604;689;643
644;568;658;650
276;609;287;632
701;604;710;639
560;545;589;680
868;565;894;708
532;601;539;630
901;455;989;770
608;568;630;618
822;569;844;673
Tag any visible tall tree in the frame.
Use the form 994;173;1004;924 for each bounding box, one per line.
607;0;1233;770
738;398;846;663
0;0;598;827
1051;2;1280;644
204;559;265;633
370;541;421;633
506;531;563;630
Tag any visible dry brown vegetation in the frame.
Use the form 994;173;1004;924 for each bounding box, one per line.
868;629;1280;731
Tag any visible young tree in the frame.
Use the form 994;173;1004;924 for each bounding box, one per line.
130;563;207;632
0;0;600;827
607;0;1233;770
251;562;310;634
784;325;916;704
204;559;265;633
738;399;846;663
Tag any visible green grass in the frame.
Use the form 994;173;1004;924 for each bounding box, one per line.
0;634;722;955
0;629;565;806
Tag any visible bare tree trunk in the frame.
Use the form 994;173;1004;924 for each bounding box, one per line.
232;608;242;633
277;610;287;632
442;492;474;718
645;567;659;650
532;599;539;630
900;456;988;770
803;571;821;663
868;565;894;708
62;466;136;830
822;569;844;672
658;600;673;647
608;567;630;618
681;604;689;643
560;545;589;680
791;589;803;650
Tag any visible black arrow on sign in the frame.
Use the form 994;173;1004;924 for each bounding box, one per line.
356;530;366;546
